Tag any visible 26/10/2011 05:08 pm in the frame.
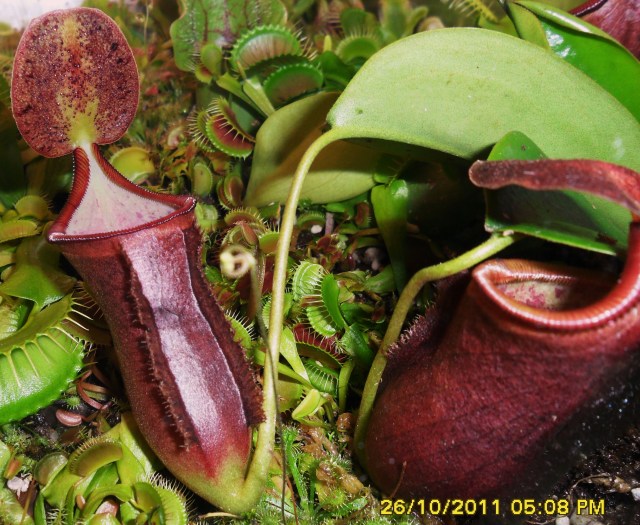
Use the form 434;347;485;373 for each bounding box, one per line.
380;497;606;517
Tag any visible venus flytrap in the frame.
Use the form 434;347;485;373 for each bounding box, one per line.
0;191;109;426
32;413;192;525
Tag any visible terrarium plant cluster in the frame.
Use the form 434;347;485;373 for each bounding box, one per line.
0;0;639;524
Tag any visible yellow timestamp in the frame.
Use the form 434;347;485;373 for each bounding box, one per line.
380;498;605;517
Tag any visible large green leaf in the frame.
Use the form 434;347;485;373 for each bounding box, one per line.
328;28;640;167
509;0;640;120
325;28;640;248
484;131;628;254
170;0;286;71
244;92;379;207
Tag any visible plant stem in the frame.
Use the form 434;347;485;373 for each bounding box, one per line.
267;127;348;365
244;127;344;505
243;76;276;117
353;232;521;463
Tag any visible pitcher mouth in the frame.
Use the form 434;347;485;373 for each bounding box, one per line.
472;248;640;331
48;143;195;244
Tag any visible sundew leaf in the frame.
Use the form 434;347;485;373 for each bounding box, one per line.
510;0;640;120
170;0;287;71
484;131;628;254
244;92;380;207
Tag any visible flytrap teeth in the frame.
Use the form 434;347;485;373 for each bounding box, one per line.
230;25;304;73
263;63;324;107
204;98;255;159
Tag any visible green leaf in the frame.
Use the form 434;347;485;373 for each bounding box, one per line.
325;28;640;248
507;2;550;48
303;359;339;395
317;51;356;90
80;485;133;519
109;147;155;184
478;12;518;36
291;389;326;422
67;442;122;480
321;274;347;330
34;492;47;525
363;265;395;294
510;0;640;120
484;131;628;254
132;482;163;513
0;440;10;472
371;180;409;291
84;511;123;525
338;359;355;412
534;0;584;9
340;325;373;366
327;28;640;168
280;327;311;384
34;453;68;486
111;413;162;478
277;375;305;413
0;236;76;310
170;0;286;71
380;0;428;40
0;487;35;525
487;130;546;162
244;92;379;207
0;103;26;209
291;261;324;301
